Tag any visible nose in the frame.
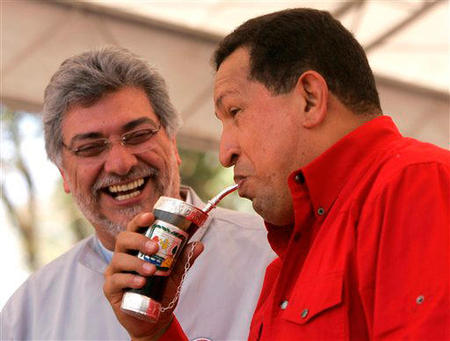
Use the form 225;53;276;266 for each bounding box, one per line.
219;125;240;168
103;143;138;176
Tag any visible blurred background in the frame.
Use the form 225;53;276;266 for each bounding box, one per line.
1;0;449;309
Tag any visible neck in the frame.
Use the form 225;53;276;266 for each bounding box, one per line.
313;100;379;160
96;229;116;251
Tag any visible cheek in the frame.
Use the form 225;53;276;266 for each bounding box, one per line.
249;136;276;167
141;148;168;171
254;140;293;182
69;165;99;192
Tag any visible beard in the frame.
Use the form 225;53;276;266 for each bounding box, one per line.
70;162;179;238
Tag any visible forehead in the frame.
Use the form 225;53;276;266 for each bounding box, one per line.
62;87;158;136
214;48;251;101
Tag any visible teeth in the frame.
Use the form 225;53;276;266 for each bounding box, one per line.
116;190;141;201
109;178;144;193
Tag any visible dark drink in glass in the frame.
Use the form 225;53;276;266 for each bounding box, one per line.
120;196;208;322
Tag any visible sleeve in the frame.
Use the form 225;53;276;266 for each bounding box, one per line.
157;316;188;341
358;162;450;340
0;281;32;340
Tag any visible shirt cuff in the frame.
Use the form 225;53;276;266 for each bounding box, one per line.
158;316;188;341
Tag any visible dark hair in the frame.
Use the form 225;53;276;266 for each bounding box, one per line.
214;8;381;115
43;46;181;166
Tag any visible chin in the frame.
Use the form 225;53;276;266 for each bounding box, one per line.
260;213;294;226
100;205;145;231
251;198;266;219
252;198;294;226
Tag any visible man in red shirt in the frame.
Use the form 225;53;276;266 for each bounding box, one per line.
104;8;450;340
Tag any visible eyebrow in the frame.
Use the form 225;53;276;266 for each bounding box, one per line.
122;117;158;131
214;89;240;110
215;96;225;111
69;117;158;145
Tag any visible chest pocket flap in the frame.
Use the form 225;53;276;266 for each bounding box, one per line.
283;271;344;325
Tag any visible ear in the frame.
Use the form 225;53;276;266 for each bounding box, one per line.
58;167;71;194
295;71;329;128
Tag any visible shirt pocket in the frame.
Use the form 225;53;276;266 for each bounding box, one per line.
282;271;346;338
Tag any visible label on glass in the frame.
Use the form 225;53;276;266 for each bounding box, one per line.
138;219;189;276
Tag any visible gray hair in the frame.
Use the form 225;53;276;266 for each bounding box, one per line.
43;46;181;166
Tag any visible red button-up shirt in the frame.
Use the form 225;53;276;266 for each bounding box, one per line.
163;116;449;340
249;116;450;340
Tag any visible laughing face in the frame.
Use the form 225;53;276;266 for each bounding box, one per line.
59;87;181;248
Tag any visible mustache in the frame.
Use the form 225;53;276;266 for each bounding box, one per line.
92;166;159;193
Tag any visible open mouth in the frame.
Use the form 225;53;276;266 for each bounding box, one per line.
104;177;148;201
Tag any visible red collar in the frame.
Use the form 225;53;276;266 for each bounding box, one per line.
265;116;402;257
297;115;401;218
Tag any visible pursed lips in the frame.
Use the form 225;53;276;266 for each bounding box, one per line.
233;175;247;187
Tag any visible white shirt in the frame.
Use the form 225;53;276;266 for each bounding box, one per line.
1;187;275;340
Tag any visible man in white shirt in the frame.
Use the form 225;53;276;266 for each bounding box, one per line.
0;46;274;341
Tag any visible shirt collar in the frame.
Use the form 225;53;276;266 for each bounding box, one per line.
96;237;113;264
293;115;402;218
264;116;402;258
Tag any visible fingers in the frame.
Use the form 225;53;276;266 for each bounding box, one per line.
104;252;156;297
106;252;156;276
105;208;205;322
103;272;145;302
126;212;155;232
105;233;158;296
104;212;159;307
115;230;158;254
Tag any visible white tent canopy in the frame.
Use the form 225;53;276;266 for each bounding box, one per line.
2;0;449;150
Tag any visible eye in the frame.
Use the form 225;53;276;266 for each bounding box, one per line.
123;128;158;146
74;140;108;157
229;107;241;117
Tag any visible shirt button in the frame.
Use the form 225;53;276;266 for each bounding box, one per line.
416;295;425;304
294;173;305;184
301;308;309;318
317;207;325;216
280;300;288;310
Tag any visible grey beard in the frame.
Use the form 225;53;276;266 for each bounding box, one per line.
83;205;144;237
71;166;166;238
